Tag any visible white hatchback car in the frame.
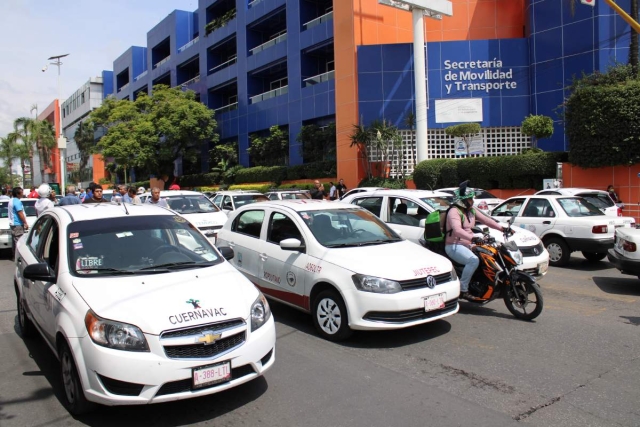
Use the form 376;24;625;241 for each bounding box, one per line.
607;227;640;278
437;187;504;213
216;200;460;341
535;188;626;218
491;195;630;266
0;199;39;251
14;204;275;414
342;189;550;278
212;191;270;217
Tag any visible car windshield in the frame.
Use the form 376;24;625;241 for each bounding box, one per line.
474;190;498;199
298;208;402;247
21;200;37;217
577;193;614;208
280;192;310;200
232;194;268;208
557;198;604;217
0;202;7;218
67;215;222;276
420;196;453;212
165;195;220;214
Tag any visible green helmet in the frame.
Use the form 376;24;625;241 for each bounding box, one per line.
453;180;475;203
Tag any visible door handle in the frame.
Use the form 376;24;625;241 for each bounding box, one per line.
259;253;268;261
543;221;551;225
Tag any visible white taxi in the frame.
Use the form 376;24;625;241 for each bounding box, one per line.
0;199;39;251
216;200;460;341
491;195;625;266
607;227;640;278
212;190;270;217
437;187;504;213
14;204;275;414
341;189;550;278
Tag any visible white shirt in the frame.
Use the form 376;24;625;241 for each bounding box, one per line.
0;195;10;201
7;198;14;224
35;197;55;217
329;185;336;198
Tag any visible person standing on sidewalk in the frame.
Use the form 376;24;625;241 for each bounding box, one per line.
10;187;28;259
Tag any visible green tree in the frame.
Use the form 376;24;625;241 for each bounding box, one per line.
210;140;238;172
74;121;95;180
0;136;16;186
247;125;289;166
14;117;56;184
349;120;402;179
349;121;374;180
297;123;336;163
521;115;554;149
445;123;481;157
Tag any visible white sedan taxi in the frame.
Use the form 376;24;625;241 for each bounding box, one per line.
0;199;38;251
14;203;275;414
216;200;460;341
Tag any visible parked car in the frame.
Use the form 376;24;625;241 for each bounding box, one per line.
341;189;549;278
211;191;269;216
216;200;460;341
535;187;627;218
0;199;38;252
101;189;114;201
607;227;640;278
437;187;504;213
339;187;386;200
264;189;311;200
491;195;630;266
14;203;275;414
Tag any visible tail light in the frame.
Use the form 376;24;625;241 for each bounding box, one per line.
477;201;488;210
617;207;622;217
592;225;608;234
623;239;637;252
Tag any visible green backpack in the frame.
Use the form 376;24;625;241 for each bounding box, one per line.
423;206;472;243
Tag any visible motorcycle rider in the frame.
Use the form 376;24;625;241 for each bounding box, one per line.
445;181;509;301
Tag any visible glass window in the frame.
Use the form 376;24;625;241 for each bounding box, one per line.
267;212;303;244
28;217;51;255
222;196;232;210
281;192;309;200
389;198;421;226
351;197;382;217
164;195;220;214
267;193;279;200
42;221;60;270
232;210;265;238
213;195;223;207
21;200;37;217
576;193;614;208
493;199;526;217
231;194;269;208
474;190;498;199
522;199;555;218
557;198;604;217
420;196;452;212
0;201;8;218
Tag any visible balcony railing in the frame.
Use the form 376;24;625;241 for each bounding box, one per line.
118;82;130;92
303;11;334;30
208;55;237;74
304;70;335;87
178;36;199;53
134;70;148;81
248;0;263;8
250;85;288;104
250;33;287;55
180;75;201;87
213;102;239;114
154;55;171;69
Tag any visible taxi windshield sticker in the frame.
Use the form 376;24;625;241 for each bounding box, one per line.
69;232;79;239
173;216;187;223
76;256;104;274
116;231;133;238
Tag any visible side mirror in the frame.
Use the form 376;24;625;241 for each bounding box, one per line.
23;263;56;283
218;246;234;260
280;238;305;252
419;219;426;228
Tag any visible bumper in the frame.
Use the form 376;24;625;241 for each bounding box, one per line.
607;249;640;276
518;252;549;279
343;279;460;331
0;232;11;249
71;316;276;406
565;237;614;253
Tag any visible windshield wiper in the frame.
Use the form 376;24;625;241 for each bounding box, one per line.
138;261;212;271
356;239;399;246
76;268;139;275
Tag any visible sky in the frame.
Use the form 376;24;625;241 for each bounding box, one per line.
0;0;198;137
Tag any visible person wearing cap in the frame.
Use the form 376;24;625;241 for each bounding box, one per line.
444;180;506;301
137;186;146;195
34;183;55;217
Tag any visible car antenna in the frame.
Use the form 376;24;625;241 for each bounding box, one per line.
122;199;130;215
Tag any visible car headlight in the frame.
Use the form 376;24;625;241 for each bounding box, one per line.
251;292;271;331
352;274;402;294
84;310;149;352
450;268;458;281
509;249;524;265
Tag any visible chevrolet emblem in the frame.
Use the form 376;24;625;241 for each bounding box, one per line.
197;332;222;345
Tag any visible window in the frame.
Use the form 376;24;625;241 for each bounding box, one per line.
522;199;555;218
352;197;382;217
268;212;303;244
222;195;232;210
212;194;223;207
493;199;526;217
233;210;265;238
42;220;60;271
557;198;603;217
28;217;51;255
81;92;85;104
389;198;421;226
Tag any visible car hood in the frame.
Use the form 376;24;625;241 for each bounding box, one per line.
490;223;541;247
319;240;454;281
181;211;228;228
72;263;258;335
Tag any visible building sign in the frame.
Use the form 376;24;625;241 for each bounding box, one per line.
435;98;483;123
454;134;484;156
443;59;518;95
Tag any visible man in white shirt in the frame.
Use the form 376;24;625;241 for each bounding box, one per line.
34;184;55;217
0;188;10;201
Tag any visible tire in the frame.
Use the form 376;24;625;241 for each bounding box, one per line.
58;341;96;415
544;237;571;266
581;251;607;262
312;290;353;341
504;274;543;321
17;296;36;338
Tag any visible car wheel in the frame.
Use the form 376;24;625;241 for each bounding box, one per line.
544;237;571;267
59;341;95;415
312;290;353;341
17;296;36;338
581;251;607;262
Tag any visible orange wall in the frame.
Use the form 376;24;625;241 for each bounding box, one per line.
37;100;61;183
334;0;525;190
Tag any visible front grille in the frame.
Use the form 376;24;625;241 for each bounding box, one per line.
155;364;256;397
520;243;545;257
161;319;245;339
363;300;458;323
98;375;144;396
164;332;246;359
398;272;453;291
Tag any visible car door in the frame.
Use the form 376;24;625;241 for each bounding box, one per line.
33;216;62;342
256;211;309;308
226;209;266;284
491;198;527;228
518;198;557;236
387;197;425;243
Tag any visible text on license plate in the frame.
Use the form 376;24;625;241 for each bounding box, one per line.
424;293;446;312
193;362;231;388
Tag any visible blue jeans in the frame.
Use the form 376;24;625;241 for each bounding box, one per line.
445;244;479;292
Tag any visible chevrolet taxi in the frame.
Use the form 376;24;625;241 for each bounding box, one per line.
14;203;275;414
216;200;460;341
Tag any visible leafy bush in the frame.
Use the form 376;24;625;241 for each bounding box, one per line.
235;166;287;184
413;159;458;189
228;183;274;193
358;178;406;189
223;165;244;185
129;180;150;190
285;161;336;180
178;172;221;187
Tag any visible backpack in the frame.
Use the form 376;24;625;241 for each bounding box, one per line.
423;206;474;243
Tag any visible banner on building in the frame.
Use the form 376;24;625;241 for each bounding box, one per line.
454;134;484;156
435;98;483;123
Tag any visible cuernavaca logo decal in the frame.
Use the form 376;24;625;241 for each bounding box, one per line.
168;300;228;325
187;299;201;309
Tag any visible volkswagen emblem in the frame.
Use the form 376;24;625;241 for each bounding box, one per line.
533;247;540;255
425;275;437;289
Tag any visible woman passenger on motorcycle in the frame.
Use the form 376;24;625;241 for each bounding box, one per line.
445;182;507;301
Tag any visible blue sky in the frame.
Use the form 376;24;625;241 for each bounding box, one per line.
0;0;197;137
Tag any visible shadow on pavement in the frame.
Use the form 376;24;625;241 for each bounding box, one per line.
560;257;614;272
592;276;640;296
620;316;640;326
455;301;522;321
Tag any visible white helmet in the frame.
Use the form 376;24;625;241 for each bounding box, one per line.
137;186;146;194
37;183;51;198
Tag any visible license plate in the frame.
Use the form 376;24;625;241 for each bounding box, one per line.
192;361;231;388
424;293;446;312
538;261;549;275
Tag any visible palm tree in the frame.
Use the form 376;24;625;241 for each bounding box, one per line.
0;137;13;186
74;121;95;178
349;121;373;180
14;117;56;184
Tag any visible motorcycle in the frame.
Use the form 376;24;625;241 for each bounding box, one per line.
421;226;544;321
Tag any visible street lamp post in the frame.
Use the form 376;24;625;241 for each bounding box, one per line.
44;53;69;195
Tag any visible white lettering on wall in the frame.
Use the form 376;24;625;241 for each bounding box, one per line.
443;58;517;95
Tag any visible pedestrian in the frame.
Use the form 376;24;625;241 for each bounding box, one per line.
27;186;38;199
79;188;87;202
146;187;168;207
85;182;97;201
126;186;142;204
137;186;146;195
329;182;337;200
169;180;180;191
607;185;621;203
310;180;327;200
335;179;345;198
0;188;10;201
10;187;29;259
34;184;55;217
59;185;81;206
113;184;127;203
83;187;107;204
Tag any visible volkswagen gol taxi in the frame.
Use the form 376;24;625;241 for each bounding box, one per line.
14;204;275;414
216;200;460;341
